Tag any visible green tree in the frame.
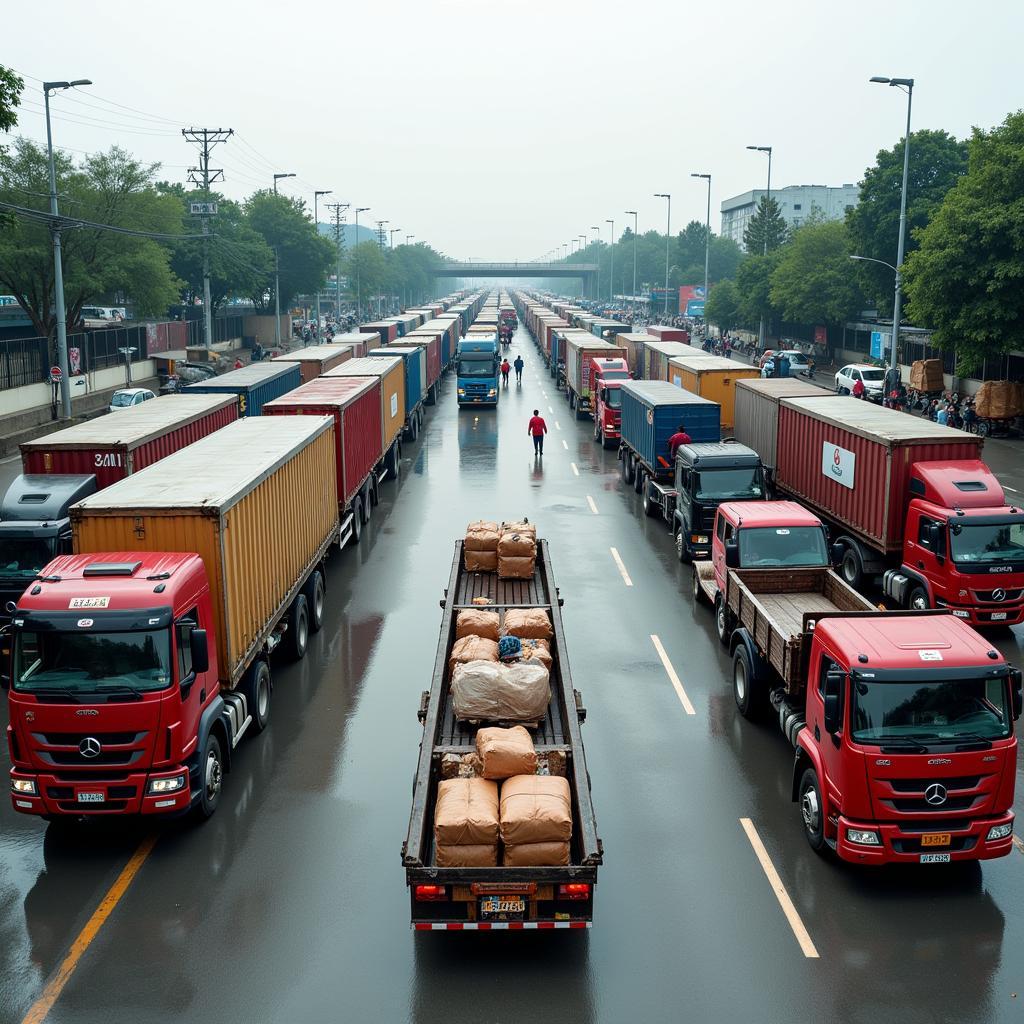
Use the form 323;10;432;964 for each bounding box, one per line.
847;129;967;313
245;190;335;311
345;240;389;309
743;195;788;254
735;250;781;328
903;111;1024;374
0;64;23;158
0;139;182;344
704;279;741;332
769;221;863;328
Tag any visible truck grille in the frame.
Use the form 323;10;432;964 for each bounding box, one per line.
972;588;1022;603
876;774;994;815
31;731;148;768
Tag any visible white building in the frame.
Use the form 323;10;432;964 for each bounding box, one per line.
720;183;859;249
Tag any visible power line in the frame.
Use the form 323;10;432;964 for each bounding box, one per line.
0;200;204;240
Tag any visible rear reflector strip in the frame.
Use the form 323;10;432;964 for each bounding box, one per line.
414;921;590;931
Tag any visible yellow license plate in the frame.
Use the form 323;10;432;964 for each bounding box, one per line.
921;833;951;847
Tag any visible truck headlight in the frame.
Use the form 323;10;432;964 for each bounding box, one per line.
986;822;1013;841
846;828;881;846
690;534;709;545
12;779;37;795
457;388;465;395
148;773;187;795
487;388;497;397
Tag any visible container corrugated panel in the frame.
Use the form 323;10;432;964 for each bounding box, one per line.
70;417;338;687
566;340;626;397
397;336;441;388
324;356;406;449
271;344;353;383
368;347;425;407
361;322;398;344
667;356;761;431
616;333;652;375
733;378;831;472
184;362;301;416
263;375;383;507
647;326;689;343
331;332;374;357
620;380;721;472
776;396;984;552
643;341;699;382
21;394;238;487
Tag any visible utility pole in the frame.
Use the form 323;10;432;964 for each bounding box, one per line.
376;220;388;250
182;128;233;350
326;202;349;319
606;219;614;304
313;190;332;332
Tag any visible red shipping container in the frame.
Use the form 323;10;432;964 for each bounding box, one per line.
360;322;398;344
647;325;690;344
20;394;238;488
776;396;984;553
263;376;383;508
402;334;442;387
331;332;373;358
271;344;352;383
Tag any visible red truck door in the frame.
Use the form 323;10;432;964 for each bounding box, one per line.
174;607;208;760
807;649;846;816
904;508;946;608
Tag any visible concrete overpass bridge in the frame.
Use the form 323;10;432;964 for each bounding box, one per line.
433;261;597;284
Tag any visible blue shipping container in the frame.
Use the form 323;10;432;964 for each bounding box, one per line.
550;332;563;378
620;380;721;477
368;347;425;410
183;362;301;416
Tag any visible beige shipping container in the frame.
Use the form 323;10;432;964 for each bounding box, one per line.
667;355;761;430
70;417;339;688
271;343;353;383
324;355;406;450
733;377;831;472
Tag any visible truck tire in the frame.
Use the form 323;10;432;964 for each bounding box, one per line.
305;569;326;633
691;567;707;604
246;659;272;735
675;526;689;563
287;594;309;660
642;479;657;517
839;544;864;590
568;390;576;410
594;422;602;444
409;415;419;442
908;585;930;611
715;594;733;645
194;732;224;820
352;497;364;542
798;767;827;853
621;452;635;486
732;644;763;719
633;466;645;495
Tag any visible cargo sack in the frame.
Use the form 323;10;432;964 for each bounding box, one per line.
456;609;500;641
909;359;943;393
499;774;572;846
449;635;499;674
436;843;498;867
501;520;536;539
467;519;500;537
465;523;501;552
974;380;1022;419
465;550;498;573
497;532;537;558
433;777;499;846
519;638;552;670
440;752;483;780
452;661;550;723
502;842;570;867
497;555;535;580
502;608;553;640
475;725;538;779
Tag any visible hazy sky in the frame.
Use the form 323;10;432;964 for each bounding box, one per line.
5;0;1022;260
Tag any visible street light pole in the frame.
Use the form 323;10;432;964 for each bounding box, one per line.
625;210;638;315
591;226;600;302
354;207;370;319
606;219;614;305
871;76;915;376
746;145;772;350
44;78;91;420
654;194;671;315
314;190;331;332
274;247;282;349
273;172;295;194
691;174;712;318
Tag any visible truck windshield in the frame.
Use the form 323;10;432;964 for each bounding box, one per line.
851;676;1011;744
457;358;496;377
739;526;828;567
949;521;1024;565
694;467;764;501
0;537;55;579
13;628;172;694
604;389;622;409
599;371;630;382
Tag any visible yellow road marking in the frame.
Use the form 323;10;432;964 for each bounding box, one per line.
650;634;695;715
586;495;599;515
739;818;820;959
22;834;158;1024
610;547;633;586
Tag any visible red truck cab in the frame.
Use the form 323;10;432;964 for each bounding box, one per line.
590;356;630;448
6;552;225;818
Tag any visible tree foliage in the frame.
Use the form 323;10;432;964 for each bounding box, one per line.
903;111;1024;374
704;279;741;332
846;129;967;313
735;251;781;327
743;196;788;254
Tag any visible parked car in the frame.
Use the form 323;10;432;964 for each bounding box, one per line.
835;363;885;400
761;349;812;378
108;387;156;412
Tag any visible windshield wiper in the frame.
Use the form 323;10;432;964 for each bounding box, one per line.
87;683;145;701
878;737;930;753
20;687;81;703
948;732;994;750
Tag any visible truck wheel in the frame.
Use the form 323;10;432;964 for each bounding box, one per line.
715;594;732;645
908;585;930;611
305;569;326;633
568;390;575;409
798;768;827;853
733;645;762;719
409;415;419;441
642;480;657;517
977;420;990;438
691;567;707;604
621;453;635;486
675;526;689;563
839;545;864;590
246;659;272;734
633;467;645;495
352;497;364;542
287;594;309;660
594;422;602;444
195;732;223;820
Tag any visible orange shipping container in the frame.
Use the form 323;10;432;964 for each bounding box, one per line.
271;343;353;383
667;355;761;430
324;356;406;450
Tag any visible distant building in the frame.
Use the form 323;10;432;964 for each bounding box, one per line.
720;184;859;249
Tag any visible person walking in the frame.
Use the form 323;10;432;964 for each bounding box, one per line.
500;358;511;387
528;409;548;455
513;354;524;384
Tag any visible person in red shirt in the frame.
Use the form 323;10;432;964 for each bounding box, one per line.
668;422;692;461
500;358;511;387
852;377;865;399
528;409;548;455
233;357;244;370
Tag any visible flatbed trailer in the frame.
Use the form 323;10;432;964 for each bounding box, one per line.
402;539;602;930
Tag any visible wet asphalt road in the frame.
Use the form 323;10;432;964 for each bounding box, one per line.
0;327;1022;1024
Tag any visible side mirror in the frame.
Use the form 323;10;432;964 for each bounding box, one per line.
823;670;844;734
925;523;941;547
190;628;210;675
1011;668;1022;721
724;539;740;569
0;624;10;690
830;542;844;567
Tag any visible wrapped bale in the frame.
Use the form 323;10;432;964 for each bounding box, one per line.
501;520;536;539
433;776;499;869
465;550;498;572
437;843;498;867
456;608;500;641
448;635;499;674
909;359;943;393
465;521;501;572
974;381;1022;419
475;725;537;779
497;532;537;558
498;555;535;580
499;775;573;846
452;661;551;722
502;608;553;640
503;841;570;867
519;638;552;670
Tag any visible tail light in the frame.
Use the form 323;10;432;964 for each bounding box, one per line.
414;884;447;901
558;883;591;900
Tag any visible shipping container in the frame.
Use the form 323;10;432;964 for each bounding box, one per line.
615;333;653;375
775;396;985;553
184;362;301;416
666;355;761;430
263;376;383;509
330;331;375;358
70;416;339;688
369;346;426;409
394;334;441;392
647;325;690;344
620;380;721;472
565;338;627;401
360;321;398;344
21;394;238;487
325;356;406;450
732;378;832;473
639;341;697;382
271;343;353;383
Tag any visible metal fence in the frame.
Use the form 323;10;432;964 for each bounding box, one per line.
0;336;49;390
186;314;244;346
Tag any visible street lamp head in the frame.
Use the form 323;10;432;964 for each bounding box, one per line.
869;76;890;83
315;189;332;197
357;206;370;213
69;79;92;87
654;193;669;198
691;173;711;180
625;209;637;215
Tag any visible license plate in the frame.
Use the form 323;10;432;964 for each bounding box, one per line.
77;792;104;803
990;612;1007;621
920;853;951;863
921;832;951;847
480;897;525;919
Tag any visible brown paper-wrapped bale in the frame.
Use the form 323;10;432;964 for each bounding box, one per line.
502;608;553;640
501;520;536;539
436;843;498;867
456;608;500;641
476;726;537;779
503;842;570;867
465;550;498;572
448;635;499;674
519;638;552;670
465;524;500;552
909;359;943;393
497;532;537;558
499;774;572;845
497;555;535;580
467;520;499;537
433;777;499;846
974;381;1023;419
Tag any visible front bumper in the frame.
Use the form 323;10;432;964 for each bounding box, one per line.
937;600;1024;627
10;767;193;817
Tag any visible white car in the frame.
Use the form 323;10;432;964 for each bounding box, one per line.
761;349;812;378
109;387;156;412
835;363;885;400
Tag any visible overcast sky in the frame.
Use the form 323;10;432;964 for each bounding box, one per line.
5;0;1022;261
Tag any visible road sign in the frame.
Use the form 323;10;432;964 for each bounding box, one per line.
49;365;63;383
189;201;218;216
